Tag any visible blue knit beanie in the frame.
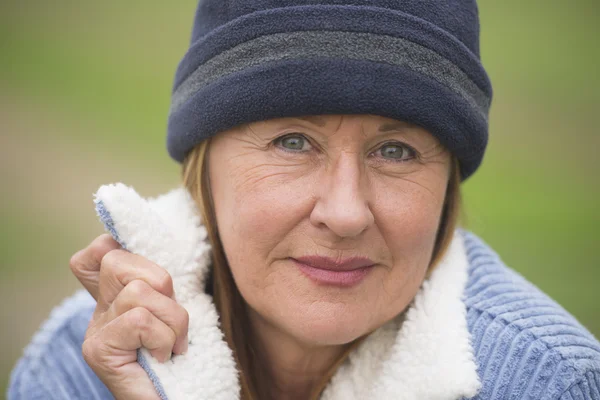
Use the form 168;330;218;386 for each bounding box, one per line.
167;0;492;180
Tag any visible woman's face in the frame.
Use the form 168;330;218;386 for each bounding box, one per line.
208;114;451;346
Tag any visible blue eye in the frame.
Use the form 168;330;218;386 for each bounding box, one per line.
276;134;311;152
376;143;416;161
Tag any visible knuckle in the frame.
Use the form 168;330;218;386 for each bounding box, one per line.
125;279;152;299
97;251;119;291
81;337;99;365
70;235;120;276
126;307;153;331
154;269;174;297
82;337;114;375
69;251;84;274
100;248;123;271
93;234;120;260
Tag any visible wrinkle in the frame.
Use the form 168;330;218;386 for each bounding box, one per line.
397;177;438;198
231;162;309;193
418;143;448;164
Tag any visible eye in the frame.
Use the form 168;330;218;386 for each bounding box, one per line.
275;134;312;152
374;142;416;162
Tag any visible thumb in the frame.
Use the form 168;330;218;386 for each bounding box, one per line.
69;234;121;301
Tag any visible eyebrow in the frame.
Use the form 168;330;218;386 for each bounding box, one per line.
296;116;328;127
378;121;412;132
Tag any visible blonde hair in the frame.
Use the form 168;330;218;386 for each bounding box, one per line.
182;138;462;400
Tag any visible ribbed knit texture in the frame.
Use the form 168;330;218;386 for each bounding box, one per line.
8;232;600;399
462;232;600;400
7;291;112;400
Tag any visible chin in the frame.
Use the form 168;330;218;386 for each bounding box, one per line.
282;301;374;346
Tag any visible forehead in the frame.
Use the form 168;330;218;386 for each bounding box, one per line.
251;114;419;133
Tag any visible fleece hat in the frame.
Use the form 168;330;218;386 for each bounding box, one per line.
166;0;493;180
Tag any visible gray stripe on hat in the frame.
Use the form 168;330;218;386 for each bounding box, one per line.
170;31;490;120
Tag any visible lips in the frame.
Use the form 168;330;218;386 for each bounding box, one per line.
292;256;375;287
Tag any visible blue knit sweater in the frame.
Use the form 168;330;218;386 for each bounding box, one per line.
8;232;600;399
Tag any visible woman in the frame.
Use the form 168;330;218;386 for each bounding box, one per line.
9;1;600;399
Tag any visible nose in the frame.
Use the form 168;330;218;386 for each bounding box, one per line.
309;153;374;238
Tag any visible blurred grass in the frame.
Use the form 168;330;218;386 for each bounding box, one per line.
1;0;599;395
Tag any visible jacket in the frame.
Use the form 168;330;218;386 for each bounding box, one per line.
8;184;600;399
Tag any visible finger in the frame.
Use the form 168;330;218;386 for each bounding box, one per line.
70;234;121;300
106;280;189;355
89;307;177;365
97;250;175;313
83;309;173;400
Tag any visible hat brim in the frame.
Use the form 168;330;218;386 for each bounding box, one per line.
167;57;487;180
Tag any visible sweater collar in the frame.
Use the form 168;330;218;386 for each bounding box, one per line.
95;184;480;400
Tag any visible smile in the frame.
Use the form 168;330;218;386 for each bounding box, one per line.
291;256;375;287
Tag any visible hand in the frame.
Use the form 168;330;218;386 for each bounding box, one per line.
69;234;189;399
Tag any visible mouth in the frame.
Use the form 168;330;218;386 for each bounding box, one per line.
291;256;375;287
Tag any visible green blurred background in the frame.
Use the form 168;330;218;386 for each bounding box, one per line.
1;1;598;395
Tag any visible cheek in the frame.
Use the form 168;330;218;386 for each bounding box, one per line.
374;164;448;242
210;157;317;298
211;145;315;239
379;185;445;250
369;177;448;319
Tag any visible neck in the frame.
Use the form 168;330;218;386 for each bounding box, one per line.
248;309;347;400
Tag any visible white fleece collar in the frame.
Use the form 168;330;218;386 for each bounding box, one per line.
94;183;480;400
